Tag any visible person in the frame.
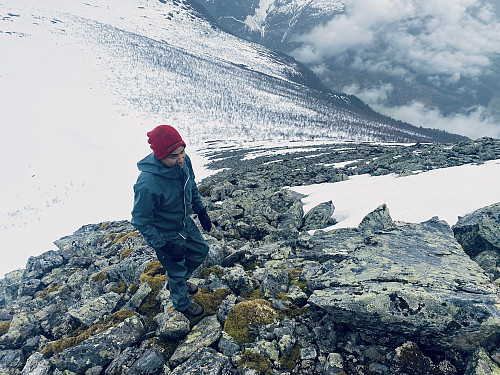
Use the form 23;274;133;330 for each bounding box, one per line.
131;125;212;317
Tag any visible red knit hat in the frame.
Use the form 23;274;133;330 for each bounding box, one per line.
147;125;186;160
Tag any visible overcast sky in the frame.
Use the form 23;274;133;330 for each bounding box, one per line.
293;0;500;139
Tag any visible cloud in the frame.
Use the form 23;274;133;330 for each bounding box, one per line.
293;0;500;81
344;83;500;139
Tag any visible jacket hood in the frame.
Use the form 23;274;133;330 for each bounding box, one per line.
137;152;184;178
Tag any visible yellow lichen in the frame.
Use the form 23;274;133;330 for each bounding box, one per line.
224;299;278;344
40;309;137;358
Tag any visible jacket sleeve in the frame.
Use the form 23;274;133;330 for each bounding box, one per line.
186;155;205;214
131;184;166;249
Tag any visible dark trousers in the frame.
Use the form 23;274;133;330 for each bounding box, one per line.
155;235;209;311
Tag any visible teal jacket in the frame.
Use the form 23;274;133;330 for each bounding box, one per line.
131;153;205;249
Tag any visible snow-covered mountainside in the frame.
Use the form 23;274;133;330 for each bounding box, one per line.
194;0;343;50
1;0;462;143
194;0;500;138
195;0;344;51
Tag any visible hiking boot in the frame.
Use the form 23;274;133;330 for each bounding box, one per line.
182;301;204;317
186;281;198;295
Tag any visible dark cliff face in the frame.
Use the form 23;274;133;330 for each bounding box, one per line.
1;138;500;374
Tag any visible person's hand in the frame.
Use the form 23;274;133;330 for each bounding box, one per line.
197;207;213;232
159;241;186;262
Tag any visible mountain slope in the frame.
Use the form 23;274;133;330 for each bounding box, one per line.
1;0;464;143
193;0;500;138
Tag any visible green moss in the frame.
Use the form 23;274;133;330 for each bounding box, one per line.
279;344;301;372
198;184;214;197
66;267;80;276
244;262;261;273
91;270;108;283
187;288;232;326
40;309;137;358
274;292;288;300
120;248;133;261
240;288;263;300
291;279;308;293
224;299;278;344
148;337;178;359
38;283;62;299
114;280;127;294
104;231;139;248
201;266;224;279
238;350;273;374
138;261;167;324
99;222;111;230
193;288;231;315
282;305;311;319
283;266;307;293
0;321;11;336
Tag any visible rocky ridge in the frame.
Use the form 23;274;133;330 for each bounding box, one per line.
1;137;500;375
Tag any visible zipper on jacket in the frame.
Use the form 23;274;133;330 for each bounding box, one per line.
181;171;190;230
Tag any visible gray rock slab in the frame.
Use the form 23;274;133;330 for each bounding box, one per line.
308;218;500;352
169;315;222;367
170;348;230;375
68;292;121;327
453;202;500;257
50;316;144;373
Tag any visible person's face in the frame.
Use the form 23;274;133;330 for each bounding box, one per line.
160;146;186;168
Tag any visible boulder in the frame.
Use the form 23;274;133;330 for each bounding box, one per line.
301;201;335;231
154;311;190;340
127;347;166;375
169;315;222;367
308;218;500;352
465;347;500;375
68;292;122;327
170;348;230;375
453;202;500;258
357;203;396;233
50;316;145;373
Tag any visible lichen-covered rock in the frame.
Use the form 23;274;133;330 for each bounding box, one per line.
169;315;222;367
24;250;64;277
21;352;51;375
308;218;500;352
154;311;190;340
465;347;500;375
301;201;335;231
127;347;166;375
260;269;289;298
453;202;500;258
221;265;254;294
50;316;145;373
295;227;361;262
357;203;396;233
170;348;230;375
3;139;500;375
68;292;122;327
0;349;24;373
